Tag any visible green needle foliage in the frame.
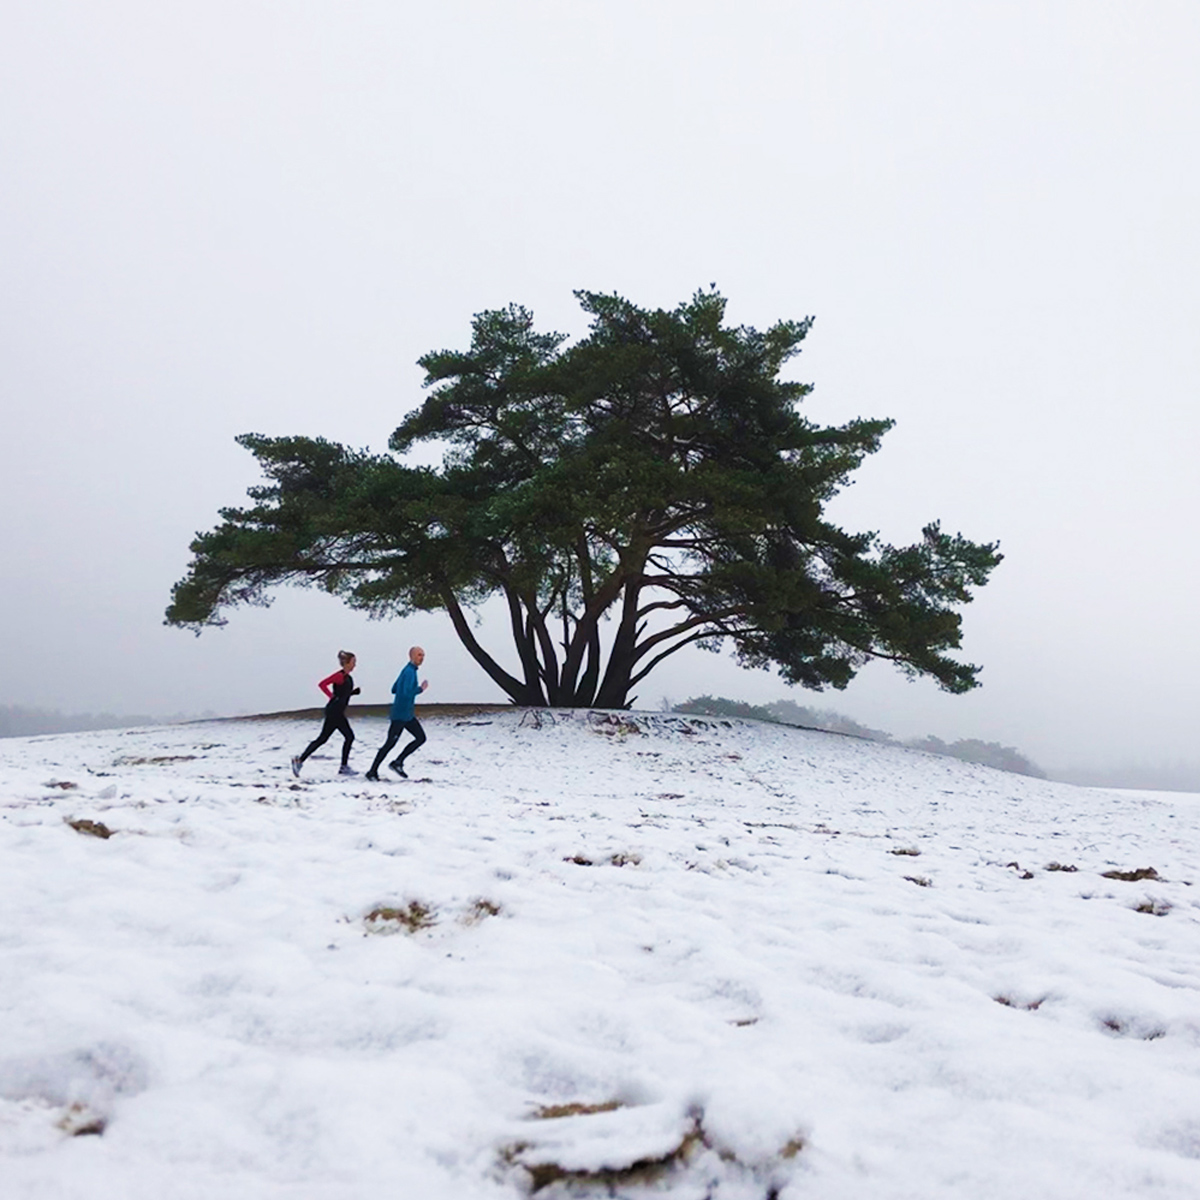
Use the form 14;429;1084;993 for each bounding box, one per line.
166;288;1001;708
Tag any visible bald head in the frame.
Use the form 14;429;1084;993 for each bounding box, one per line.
409;646;425;666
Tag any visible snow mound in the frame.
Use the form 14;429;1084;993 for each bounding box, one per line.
1;711;1198;1198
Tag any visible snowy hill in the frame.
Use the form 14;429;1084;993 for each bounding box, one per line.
2;710;1198;1199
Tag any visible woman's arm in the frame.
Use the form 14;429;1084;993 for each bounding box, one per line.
318;671;344;699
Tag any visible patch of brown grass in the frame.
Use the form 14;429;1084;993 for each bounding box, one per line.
1102;867;1160;882
460;898;502;925
364;901;437;933
532;1100;623;1120
904;875;932;887
66;818;112;839
113;755;197;766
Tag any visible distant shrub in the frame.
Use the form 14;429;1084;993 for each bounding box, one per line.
671;696;1047;778
764;700;893;741
905;736;1046;778
673;695;775;722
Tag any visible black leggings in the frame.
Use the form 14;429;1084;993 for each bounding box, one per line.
299;708;354;767
370;718;426;774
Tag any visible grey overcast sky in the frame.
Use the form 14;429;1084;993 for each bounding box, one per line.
1;0;1197;770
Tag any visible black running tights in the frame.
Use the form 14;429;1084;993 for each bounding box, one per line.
300;710;354;766
369;718;426;774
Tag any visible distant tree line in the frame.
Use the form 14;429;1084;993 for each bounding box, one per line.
0;706;184;739
671;694;1046;778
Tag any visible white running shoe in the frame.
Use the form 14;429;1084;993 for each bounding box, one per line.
291;756;302;777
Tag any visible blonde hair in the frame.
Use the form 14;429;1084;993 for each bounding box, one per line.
337;650;355;667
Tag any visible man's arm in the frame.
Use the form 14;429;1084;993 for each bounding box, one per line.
395;667;419;704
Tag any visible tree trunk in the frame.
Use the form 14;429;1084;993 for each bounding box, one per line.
592;578;642;709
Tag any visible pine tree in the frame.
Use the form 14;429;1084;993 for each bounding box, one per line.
167;289;1001;707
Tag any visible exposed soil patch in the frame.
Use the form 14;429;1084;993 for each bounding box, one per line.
505;1115;705;1194
1102;867;1160;882
565;853;642;868
57;1102;106;1136
608;852;642;867
1100;1015;1167;1039
503;1106;805;1194
994;994;1045;1011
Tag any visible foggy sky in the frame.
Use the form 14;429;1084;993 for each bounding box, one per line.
2;0;1197;770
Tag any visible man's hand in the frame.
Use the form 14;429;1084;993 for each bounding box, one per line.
420;680;429;692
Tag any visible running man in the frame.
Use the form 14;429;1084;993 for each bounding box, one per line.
291;651;360;777
365;646;428;780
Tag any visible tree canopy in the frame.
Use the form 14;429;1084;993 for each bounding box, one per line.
167;288;1002;708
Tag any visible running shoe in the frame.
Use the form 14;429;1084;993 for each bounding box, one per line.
290;756;302;778
364;772;380;782
389;761;408;779
338;764;358;776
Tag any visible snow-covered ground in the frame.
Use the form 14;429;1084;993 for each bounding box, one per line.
2;709;1199;1199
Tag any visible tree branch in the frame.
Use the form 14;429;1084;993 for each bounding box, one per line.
441;588;530;702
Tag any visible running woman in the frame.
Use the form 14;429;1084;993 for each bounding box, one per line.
291;651;360;777
365;646;428;780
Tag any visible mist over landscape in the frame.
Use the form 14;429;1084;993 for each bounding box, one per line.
3;3;1198;786
4;7;1200;1195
